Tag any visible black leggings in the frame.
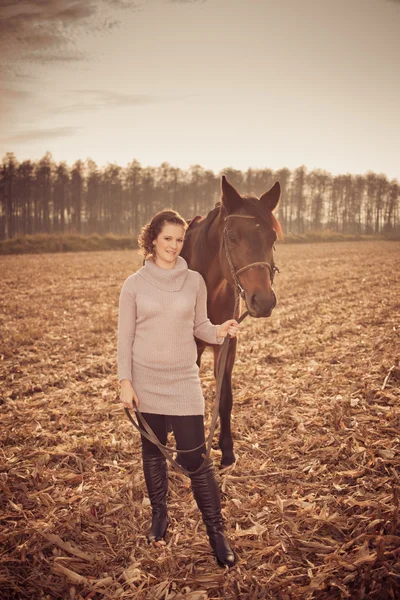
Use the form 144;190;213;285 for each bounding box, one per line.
140;413;206;472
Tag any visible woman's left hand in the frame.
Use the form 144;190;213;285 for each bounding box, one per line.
217;319;240;339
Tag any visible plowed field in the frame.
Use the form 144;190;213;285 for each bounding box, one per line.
1;241;399;600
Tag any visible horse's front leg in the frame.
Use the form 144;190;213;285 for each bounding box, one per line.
213;337;237;467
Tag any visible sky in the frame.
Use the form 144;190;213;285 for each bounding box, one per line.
0;0;399;179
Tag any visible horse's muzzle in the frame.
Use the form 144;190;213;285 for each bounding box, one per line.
247;290;277;318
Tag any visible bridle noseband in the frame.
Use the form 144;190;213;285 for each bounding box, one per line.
223;214;280;300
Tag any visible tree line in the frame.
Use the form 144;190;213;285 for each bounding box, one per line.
0;152;398;241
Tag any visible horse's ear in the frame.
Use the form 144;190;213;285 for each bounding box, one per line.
259;182;281;212
221;175;242;213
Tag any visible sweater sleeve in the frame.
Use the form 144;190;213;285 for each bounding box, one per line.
194;274;224;345
117;278;137;382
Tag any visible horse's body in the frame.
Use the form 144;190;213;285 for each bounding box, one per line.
181;176;282;466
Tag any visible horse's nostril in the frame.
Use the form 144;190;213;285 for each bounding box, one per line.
249;292;276;317
251;294;259;310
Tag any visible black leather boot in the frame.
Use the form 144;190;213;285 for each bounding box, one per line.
189;459;236;568
142;455;169;543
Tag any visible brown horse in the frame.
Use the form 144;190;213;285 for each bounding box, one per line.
181;176;282;467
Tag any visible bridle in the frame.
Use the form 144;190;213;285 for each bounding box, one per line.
223;214;280;302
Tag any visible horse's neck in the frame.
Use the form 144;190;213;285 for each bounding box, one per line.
201;211;226;287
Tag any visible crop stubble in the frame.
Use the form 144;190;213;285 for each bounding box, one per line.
0;241;399;600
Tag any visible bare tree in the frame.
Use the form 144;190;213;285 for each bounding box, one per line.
54;162;69;233
384;181;399;232
70;160;84;233
291;166;307;234
86;159;101;234
125;159;142;237
1;153;18;239
374;174;389;234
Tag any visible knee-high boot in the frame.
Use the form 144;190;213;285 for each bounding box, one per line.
189;459;236;567
142;455;169;543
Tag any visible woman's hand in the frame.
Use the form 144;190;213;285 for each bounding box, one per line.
216;319;240;339
120;379;139;409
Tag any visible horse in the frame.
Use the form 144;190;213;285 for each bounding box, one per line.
181;175;282;467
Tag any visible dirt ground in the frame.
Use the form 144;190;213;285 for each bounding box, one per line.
1;241;399;600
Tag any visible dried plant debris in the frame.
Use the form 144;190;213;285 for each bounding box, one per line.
1;241;399;600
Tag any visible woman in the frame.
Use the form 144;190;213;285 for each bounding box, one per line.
118;209;239;568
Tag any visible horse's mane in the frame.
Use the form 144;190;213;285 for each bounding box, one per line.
195;205;221;259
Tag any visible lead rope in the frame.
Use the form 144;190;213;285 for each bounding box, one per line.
124;301;248;477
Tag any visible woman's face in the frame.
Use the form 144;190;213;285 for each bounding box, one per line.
153;223;185;267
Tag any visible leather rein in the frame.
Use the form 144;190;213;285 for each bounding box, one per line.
124;213;279;477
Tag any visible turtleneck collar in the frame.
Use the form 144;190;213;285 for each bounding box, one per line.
138;255;189;291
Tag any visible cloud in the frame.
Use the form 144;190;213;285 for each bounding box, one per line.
63;89;171;109
0;87;32;103
4;126;81;144
0;0;138;68
0;0;206;71
110;0;139;7
0;86;36;121
25;51;87;64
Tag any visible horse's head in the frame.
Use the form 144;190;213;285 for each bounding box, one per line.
219;176;282;318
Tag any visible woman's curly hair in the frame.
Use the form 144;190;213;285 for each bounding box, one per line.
138;209;188;259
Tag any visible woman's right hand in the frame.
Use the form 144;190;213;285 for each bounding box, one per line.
120;379;139;409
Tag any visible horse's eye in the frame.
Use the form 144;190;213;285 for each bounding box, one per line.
228;235;237;244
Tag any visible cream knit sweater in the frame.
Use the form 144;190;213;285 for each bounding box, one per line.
117;256;223;416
